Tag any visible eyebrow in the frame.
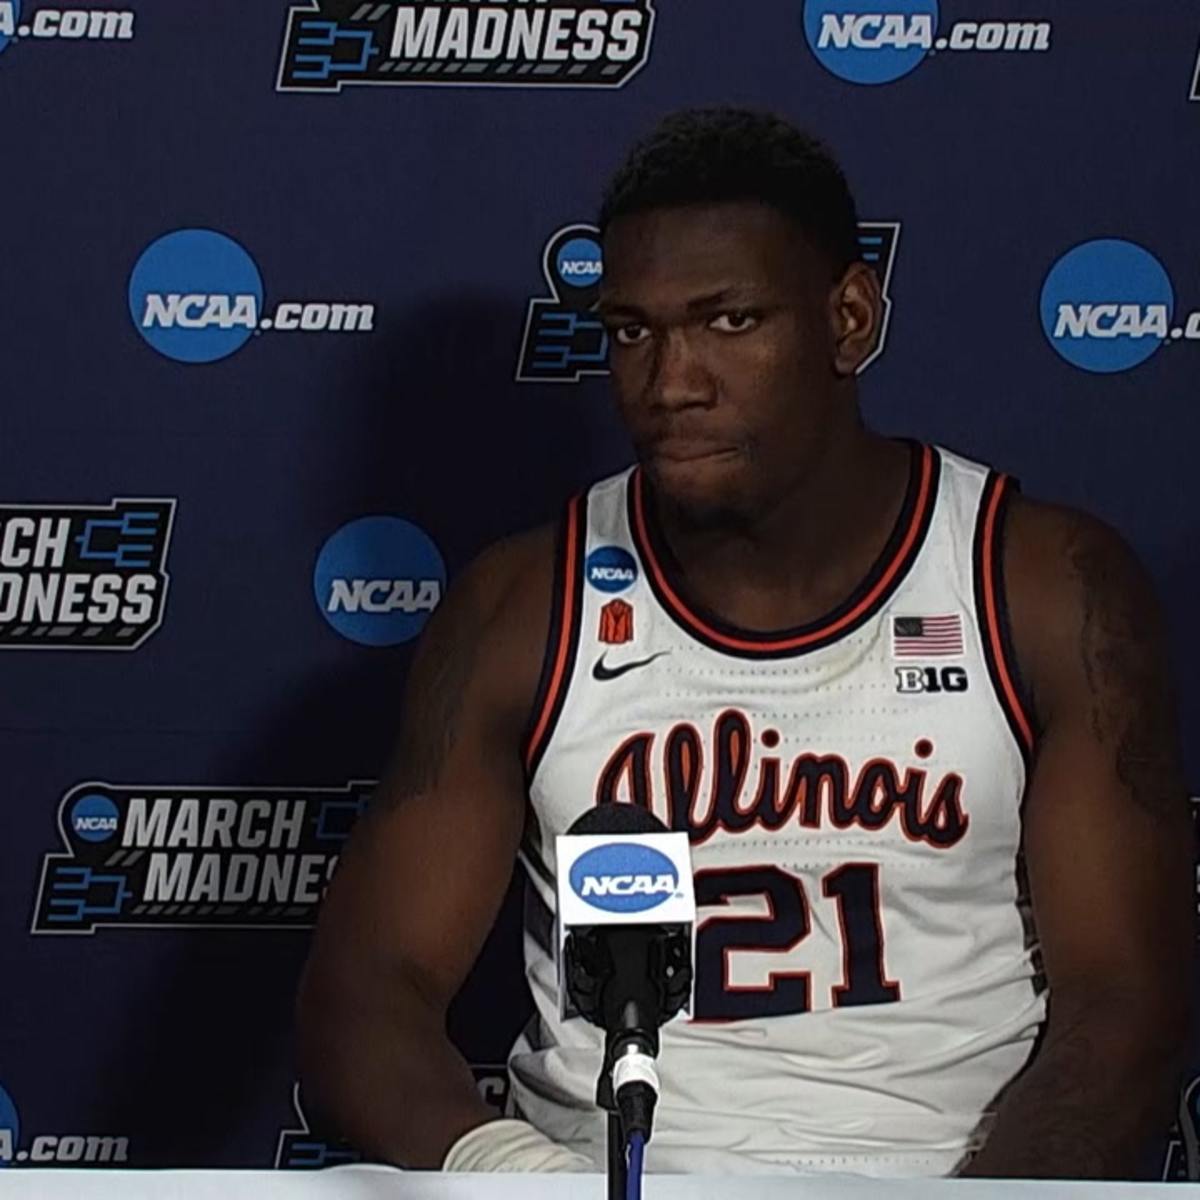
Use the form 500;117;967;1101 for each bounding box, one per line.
596;286;762;319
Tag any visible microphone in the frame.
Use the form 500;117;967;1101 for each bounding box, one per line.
555;803;695;1149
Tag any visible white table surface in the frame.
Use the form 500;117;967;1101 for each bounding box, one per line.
0;1166;1195;1199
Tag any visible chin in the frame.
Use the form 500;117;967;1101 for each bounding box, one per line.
647;458;750;530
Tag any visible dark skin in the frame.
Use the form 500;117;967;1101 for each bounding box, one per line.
296;201;1190;1176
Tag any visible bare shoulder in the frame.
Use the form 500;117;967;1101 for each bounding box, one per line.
1002;494;1166;706
412;520;559;735
366;520;559;822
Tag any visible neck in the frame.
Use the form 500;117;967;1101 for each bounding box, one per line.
645;422;912;632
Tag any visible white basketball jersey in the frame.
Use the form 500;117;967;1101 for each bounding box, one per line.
508;443;1046;1177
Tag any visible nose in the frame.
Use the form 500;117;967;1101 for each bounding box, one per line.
648;328;714;412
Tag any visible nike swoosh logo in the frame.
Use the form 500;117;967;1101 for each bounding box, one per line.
591;651;670;682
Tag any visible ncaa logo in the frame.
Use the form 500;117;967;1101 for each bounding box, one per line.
556;237;603;290
585;546;637;594
129;230;264;364
804;0;937;84
569;843;679;914
314;516;446;647
0;1082;17;1168
69;793;119;844
0;1;17;54
1040;239;1177;374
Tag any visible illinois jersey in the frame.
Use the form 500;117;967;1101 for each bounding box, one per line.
508;442;1046;1177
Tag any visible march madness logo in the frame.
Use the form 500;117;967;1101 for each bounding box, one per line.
802;2;1051;86
31;782;373;934
277;0;656;93
1040;239;1200;374
275;1068;509;1168
1163;1075;1200;1180
0;499;174;651
0;3;135;63
516;221;900;383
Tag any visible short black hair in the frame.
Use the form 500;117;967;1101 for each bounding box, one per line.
598;107;860;274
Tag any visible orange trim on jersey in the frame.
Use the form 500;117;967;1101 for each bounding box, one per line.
631;444;936;654
980;477;1035;753
523;494;582;775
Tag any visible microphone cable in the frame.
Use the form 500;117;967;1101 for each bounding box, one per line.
625;1131;646;1200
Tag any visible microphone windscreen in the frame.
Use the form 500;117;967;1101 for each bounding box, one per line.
566;802;668;837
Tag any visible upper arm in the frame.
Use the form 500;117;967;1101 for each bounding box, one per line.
1006;497;1191;1024
303;525;555;1011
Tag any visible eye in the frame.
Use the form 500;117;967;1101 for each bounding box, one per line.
613;323;651;346
708;310;760;334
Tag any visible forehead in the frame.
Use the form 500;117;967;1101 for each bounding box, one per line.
600;201;825;303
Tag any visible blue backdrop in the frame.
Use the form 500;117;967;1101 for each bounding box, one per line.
1;0;1197;1177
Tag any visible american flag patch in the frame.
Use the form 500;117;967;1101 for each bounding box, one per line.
892;614;964;658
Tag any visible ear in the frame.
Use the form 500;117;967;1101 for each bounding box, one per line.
828;261;883;377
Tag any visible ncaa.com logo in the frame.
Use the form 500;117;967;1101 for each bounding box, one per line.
803;0;1051;85
1040;239;1200;374
0;1081;129;1166
0;3;134;58
314;516;446;647
569;843;680;914
128;229;376;364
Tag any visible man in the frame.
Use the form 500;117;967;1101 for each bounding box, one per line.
296;109;1190;1178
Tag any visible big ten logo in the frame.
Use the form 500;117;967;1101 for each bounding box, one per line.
802;0;1050;86
516;221;900;383
1041;239;1200;374
277;0;656;94
894;665;968;694
314;516;446;647
128;229;376;364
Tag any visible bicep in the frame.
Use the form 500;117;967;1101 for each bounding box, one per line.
307;543;545;1010
1013;506;1191;1007
1023;718;1190;999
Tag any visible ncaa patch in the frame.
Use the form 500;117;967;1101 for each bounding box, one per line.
585;546;637;594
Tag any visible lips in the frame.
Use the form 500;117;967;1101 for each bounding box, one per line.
648;440;741;464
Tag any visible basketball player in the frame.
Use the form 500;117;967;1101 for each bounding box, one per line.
296;109;1190;1178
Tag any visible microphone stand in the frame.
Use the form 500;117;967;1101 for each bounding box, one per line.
607;1112;626;1200
565;924;692;1199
